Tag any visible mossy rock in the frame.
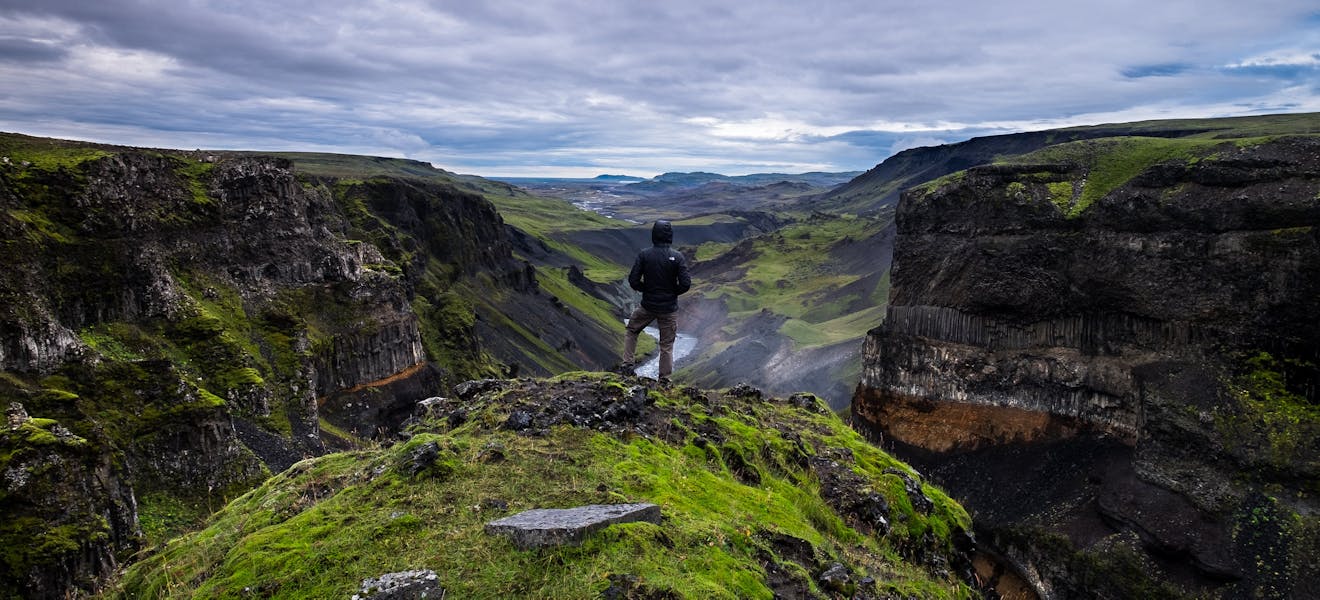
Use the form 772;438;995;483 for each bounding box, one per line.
114;374;979;599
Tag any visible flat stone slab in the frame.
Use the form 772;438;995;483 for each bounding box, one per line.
485;503;661;549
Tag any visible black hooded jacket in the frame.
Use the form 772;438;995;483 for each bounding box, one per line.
628;220;691;314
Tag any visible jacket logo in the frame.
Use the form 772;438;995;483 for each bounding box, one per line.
668;257;675;261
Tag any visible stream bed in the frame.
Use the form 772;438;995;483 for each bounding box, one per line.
634;325;698;379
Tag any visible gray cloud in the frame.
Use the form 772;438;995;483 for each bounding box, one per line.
1;0;1318;176
0;36;66;62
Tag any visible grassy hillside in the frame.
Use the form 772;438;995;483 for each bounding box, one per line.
263;152;641;375
114;373;977;599
816;112;1320;215
678;212;894;407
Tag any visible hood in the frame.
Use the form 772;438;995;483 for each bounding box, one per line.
651;220;673;245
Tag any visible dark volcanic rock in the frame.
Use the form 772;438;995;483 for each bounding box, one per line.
0;142;565;597
353;569;443;600
1;413;139;599
852;135;1320;598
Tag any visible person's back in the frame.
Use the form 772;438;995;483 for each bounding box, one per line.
622;220;691;383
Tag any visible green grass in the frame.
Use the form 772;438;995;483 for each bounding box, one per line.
1046;181;1074;210
484;192;630;282
174;159;215;205
998;136;1226;217
5;208;74;243
137;493;215;549
779;303;887;348
485;192;623;239
696;216;887;322
1054;112;1320;139
535;266;655;360
253;152;462;185
114;374;976;599
674;214;744;226
0;133;114;171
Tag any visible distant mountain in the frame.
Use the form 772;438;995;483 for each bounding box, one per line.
627;170;862;194
592;174;645;181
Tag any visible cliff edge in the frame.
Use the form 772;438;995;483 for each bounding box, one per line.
0;134;620;598
852;134;1320;598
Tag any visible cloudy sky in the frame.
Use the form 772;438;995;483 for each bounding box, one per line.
1;1;1318;177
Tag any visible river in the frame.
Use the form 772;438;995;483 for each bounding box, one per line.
632;324;698;379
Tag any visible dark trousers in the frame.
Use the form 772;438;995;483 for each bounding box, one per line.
624;306;678;377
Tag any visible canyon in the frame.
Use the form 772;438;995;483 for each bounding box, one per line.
3;112;1319;598
0;138;621;597
853;133;1320;598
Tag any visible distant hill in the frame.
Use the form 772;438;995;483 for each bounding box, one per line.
627;170;862;194
813;112;1320;215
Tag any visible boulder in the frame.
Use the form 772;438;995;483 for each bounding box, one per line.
485;503;661;549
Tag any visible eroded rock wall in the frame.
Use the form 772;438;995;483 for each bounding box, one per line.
0;146;529;597
852;137;1320;598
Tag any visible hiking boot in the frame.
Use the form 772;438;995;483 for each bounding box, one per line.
614;362;635;376
658;377;672;387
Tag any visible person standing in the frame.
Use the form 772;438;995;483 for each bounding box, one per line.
622;220;691;384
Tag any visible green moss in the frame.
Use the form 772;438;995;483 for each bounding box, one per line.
0;419;86;468
174;159;215;205
5;208;73;243
138;492;214;548
1;516;110;579
0;136;113;171
1046;181;1074;210
912;170;966;199
115;375;976;599
1215;351;1320;484
1003;137;1223;217
413;291;504;382
78;323;154;362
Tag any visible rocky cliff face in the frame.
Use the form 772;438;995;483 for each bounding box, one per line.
0;136;585;598
853;136;1320;598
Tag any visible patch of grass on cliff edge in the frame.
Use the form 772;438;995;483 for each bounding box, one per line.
999;136;1224;217
114;374;975;599
0;133;113;171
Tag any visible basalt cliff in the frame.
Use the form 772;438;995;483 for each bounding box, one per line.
852;133;1320;598
0;134;620;598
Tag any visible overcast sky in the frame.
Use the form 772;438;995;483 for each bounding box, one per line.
1;1;1318;177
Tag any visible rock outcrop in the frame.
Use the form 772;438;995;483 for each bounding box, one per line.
853;135;1320;598
1;408;139;598
116;374;983;598
0;136;599;598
